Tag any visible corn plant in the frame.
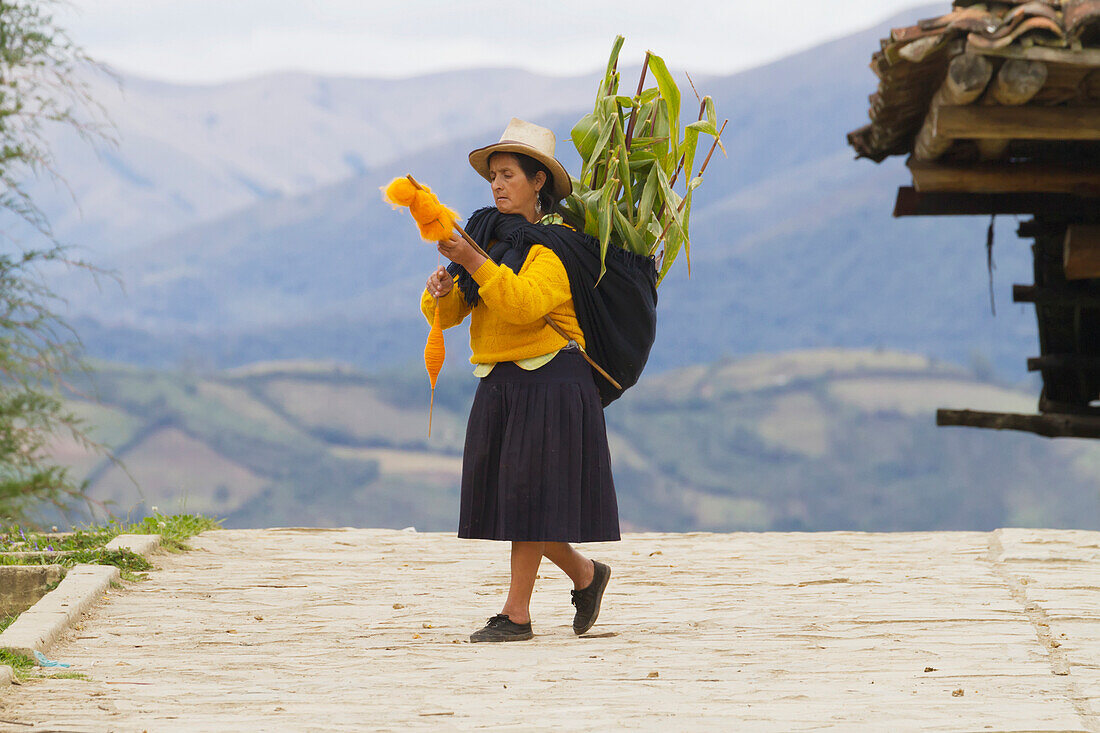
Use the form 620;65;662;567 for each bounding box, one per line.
561;36;726;285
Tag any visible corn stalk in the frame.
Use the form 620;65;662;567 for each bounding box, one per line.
561;36;726;285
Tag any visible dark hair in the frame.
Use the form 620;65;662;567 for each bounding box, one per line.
488;151;557;215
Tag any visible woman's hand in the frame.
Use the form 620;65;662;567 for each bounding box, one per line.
426;265;453;298
437;231;487;273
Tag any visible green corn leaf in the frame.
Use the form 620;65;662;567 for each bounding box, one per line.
604;35;624;81
625;136;664;149
654;165;689;242
686;119;719;136
571;113;601;161
611;123;634;220
597;179;616;282
681;126;701;185
614;95;635;108
586;117;616;186
647;53;680;164
651;98;672;167
658;226;682;285
636;166;659;225
634;100;657;139
702;96;726;156
627;153;658;173
638;87;661;104
664;188;690;279
613;205;647;256
659;189;694;283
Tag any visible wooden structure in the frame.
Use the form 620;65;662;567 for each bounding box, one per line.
848;0;1100;439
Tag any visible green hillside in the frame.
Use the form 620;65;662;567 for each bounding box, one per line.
51;351;1099;532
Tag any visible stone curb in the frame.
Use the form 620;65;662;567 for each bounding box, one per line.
0;534;162;666
0;564;120;660
104;534;162;555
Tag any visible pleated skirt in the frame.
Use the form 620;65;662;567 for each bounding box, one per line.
458;348;620;543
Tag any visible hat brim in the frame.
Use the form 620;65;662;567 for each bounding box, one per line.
469;141;572;201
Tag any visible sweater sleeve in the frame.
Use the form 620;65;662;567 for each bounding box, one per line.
470;245;572;325
420;278;472;328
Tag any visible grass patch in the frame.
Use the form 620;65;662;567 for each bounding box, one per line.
0;513;221;554
0;649;35;671
27;670;90;681
0;614;17;632
0;548;151;574
126;513;221;551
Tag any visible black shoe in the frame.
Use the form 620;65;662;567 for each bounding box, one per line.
470;614;533;643
571;560;611;635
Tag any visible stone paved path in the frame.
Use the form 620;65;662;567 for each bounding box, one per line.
1;528;1098;731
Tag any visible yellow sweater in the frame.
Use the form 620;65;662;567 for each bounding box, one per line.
420;244;586;365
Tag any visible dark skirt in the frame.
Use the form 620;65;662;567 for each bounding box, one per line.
458;348;620;543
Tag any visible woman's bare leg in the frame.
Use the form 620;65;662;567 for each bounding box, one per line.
500;541;543;624
542;542;595;589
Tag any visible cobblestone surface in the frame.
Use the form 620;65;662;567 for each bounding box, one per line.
0;527;1097;731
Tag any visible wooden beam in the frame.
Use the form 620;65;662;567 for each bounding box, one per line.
1027;354;1100;372
1064;225;1100;281
913;53;994;161
936;408;1100;439
909;158;1100;195
935;105;1100;141
892;186;1100;217
968;41;1100;68
977;59;1048;160
1012;284;1100;307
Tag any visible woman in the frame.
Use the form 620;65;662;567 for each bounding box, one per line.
420;118;618;642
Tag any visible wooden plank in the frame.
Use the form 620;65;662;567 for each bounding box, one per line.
892;186;1100;217
936;408;1100;439
967;40;1100;68
908;158;1100;195
1012;284;1100;306
1063;225;1100;280
935;105;1100;141
1027;354;1100;371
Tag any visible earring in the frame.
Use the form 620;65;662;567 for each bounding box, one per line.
535;197;542;216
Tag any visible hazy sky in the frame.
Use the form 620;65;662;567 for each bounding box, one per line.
60;0;932;84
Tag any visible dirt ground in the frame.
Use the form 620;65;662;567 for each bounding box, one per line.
1;527;1097;731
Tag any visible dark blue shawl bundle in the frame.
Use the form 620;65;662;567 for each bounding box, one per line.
447;206;658;406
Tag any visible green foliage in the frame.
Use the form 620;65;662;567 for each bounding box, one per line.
28;670;90;680
125;511;221;551
0;247;94;523
563;36;725;284
0;0;108;230
0;547;151;573
0;648;35;671
0;1;112;525
0;512;220;554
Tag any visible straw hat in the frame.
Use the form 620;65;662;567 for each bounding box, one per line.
468;118;572;201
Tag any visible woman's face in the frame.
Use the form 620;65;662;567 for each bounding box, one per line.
489;153;545;222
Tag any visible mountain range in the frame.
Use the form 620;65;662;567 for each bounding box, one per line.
26;5;1041;394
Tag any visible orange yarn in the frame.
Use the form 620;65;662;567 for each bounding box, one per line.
383;174;460;436
424;306;446;436
381;176;459;242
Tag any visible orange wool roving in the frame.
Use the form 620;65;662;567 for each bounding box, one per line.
381;176;459;242
382;177;418;207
